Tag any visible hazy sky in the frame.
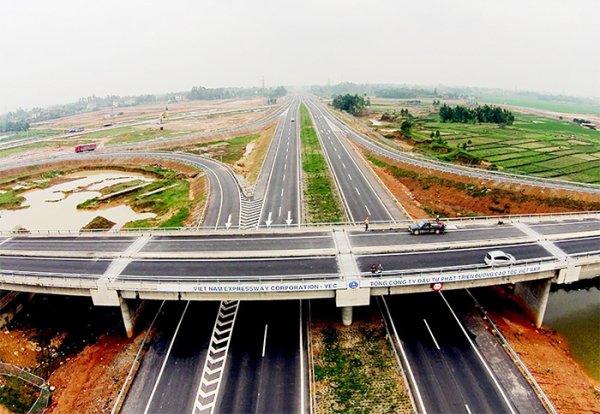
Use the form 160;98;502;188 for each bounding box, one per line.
1;0;599;112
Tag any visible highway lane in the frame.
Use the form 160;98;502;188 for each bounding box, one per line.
139;153;242;229
303;97;405;224
120;301;188;413
258;98;301;228
0;236;136;252
141;232;334;253
348;224;526;248
120;256;339;280
357;242;551;273
528;218;600;235
384;291;515;413
555;235;600;255
0;256;111;275
216;300;306;413
142;301;219;414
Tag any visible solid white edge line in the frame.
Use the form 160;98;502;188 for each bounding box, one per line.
262;324;268;357
465;404;472;414
439;292;517;414
423;319;440;350
299;300;305;414
143;301;191;414
381;297;427;414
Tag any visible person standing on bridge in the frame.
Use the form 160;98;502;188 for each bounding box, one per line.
365;216;370;232
370;264;377;273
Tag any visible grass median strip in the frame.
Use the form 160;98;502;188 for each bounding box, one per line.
300;103;345;223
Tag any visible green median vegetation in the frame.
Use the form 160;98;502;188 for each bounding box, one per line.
300;103;345;223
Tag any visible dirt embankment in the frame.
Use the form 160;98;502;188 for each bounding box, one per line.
0;295;152;414
479;287;600;413
361;148;600;218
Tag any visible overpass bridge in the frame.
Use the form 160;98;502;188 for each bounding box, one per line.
1;212;599;336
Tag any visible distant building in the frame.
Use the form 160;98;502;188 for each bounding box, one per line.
113;100;119;108
175;94;183;102
580;123;597;130
86;101;97;110
124;99;135;106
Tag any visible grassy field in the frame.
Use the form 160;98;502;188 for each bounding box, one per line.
478;95;600;115
183;134;260;164
363;101;600;184
88;127;194;145
300;103;345;223
0;129;62;144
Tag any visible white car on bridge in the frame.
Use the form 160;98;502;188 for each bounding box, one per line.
484;250;516;266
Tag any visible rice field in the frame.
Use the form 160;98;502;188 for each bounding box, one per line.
366;102;600;184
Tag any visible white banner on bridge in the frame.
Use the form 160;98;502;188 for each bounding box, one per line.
158;280;342;293
361;262;558;288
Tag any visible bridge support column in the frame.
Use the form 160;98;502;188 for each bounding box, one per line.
514;277;552;328
341;307;353;326
119;297;145;338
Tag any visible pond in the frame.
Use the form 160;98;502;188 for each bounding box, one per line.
0;171;156;231
544;279;600;382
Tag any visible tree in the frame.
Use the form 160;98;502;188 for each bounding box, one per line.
331;94;367;114
400;119;413;135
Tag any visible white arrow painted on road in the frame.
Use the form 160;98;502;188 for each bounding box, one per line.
265;212;273;227
225;214;232;229
286;211;293;225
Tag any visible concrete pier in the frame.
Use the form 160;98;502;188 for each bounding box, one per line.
341;306;353;326
514;277;553;328
119;297;145;338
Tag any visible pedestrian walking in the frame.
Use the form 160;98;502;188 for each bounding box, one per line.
370;264;377;273
377;263;384;273
435;215;440;224
365;216;370;232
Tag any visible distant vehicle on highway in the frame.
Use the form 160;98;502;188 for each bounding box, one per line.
291;117;295;122
75;143;97;153
408;220;445;235
68;127;84;133
484;250;516;266
103;123;113;127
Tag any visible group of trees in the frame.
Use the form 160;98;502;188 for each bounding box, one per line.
187;85;287;103
331;94;370;114
375;87;435;99
439;104;515;125
0;119;29;133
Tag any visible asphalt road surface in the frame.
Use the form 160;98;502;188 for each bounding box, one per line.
303;97;406;224
384;291;516;413
216;300;308;413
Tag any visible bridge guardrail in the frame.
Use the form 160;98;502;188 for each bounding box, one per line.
362;257;562;280
1;210;598;236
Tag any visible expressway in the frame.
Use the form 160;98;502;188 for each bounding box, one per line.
303;97;407;224
3;96;599;414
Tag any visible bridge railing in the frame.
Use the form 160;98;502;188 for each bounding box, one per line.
0;270;100;289
112;273;344;287
1;210;598;236
361;256;563;279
